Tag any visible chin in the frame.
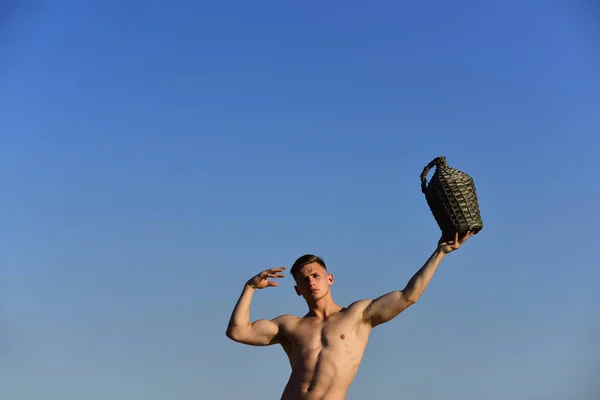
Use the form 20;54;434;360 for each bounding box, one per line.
305;292;320;301
312;291;327;300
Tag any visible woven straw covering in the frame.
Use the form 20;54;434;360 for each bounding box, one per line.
420;156;483;240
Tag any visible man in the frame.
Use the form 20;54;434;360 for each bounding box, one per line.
226;231;474;400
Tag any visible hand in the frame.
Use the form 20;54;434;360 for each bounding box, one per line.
246;267;286;289
438;231;474;254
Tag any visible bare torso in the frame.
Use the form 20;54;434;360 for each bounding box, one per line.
277;300;373;400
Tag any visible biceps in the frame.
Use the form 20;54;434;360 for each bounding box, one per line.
365;291;414;327
245;319;281;346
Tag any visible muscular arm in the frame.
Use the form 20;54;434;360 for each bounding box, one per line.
363;232;473;327
364;248;446;327
226;284;285;346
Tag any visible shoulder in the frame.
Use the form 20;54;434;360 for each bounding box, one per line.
346;299;374;312
272;314;300;326
343;299;374;320
272;315;301;342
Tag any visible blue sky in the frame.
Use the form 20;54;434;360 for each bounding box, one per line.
1;1;599;399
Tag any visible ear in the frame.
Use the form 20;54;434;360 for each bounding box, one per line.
327;273;334;286
294;285;301;296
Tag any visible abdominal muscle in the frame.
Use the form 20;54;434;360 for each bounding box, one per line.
281;342;364;400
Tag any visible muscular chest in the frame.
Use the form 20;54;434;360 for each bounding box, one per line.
286;312;364;351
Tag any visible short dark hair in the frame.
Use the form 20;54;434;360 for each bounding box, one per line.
290;254;327;279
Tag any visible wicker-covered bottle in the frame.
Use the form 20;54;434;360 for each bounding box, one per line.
420;156;483;240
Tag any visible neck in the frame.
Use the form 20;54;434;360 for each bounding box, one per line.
306;294;341;319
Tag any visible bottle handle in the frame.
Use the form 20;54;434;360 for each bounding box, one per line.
420;156;446;193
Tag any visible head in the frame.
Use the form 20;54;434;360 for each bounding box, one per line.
290;254;334;303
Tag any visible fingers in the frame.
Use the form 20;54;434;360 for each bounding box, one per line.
461;231;474;242
263;266;286;274
439;230;475;252
267;280;279;287
258;266;286;280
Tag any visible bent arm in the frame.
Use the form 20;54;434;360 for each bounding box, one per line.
364;248;445;327
225;284;283;346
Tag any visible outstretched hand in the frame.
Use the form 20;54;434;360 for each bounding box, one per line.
438;231;474;254
246;267;286;289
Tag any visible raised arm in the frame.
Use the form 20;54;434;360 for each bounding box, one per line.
364;232;473;327
225;267;287;346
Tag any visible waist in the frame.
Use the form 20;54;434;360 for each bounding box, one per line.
281;383;347;400
284;363;353;399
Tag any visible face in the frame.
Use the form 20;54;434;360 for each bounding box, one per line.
293;262;334;301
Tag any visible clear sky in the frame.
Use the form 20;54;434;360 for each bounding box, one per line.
2;1;599;399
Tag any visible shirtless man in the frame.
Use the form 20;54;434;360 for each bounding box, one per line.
226;231;474;399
